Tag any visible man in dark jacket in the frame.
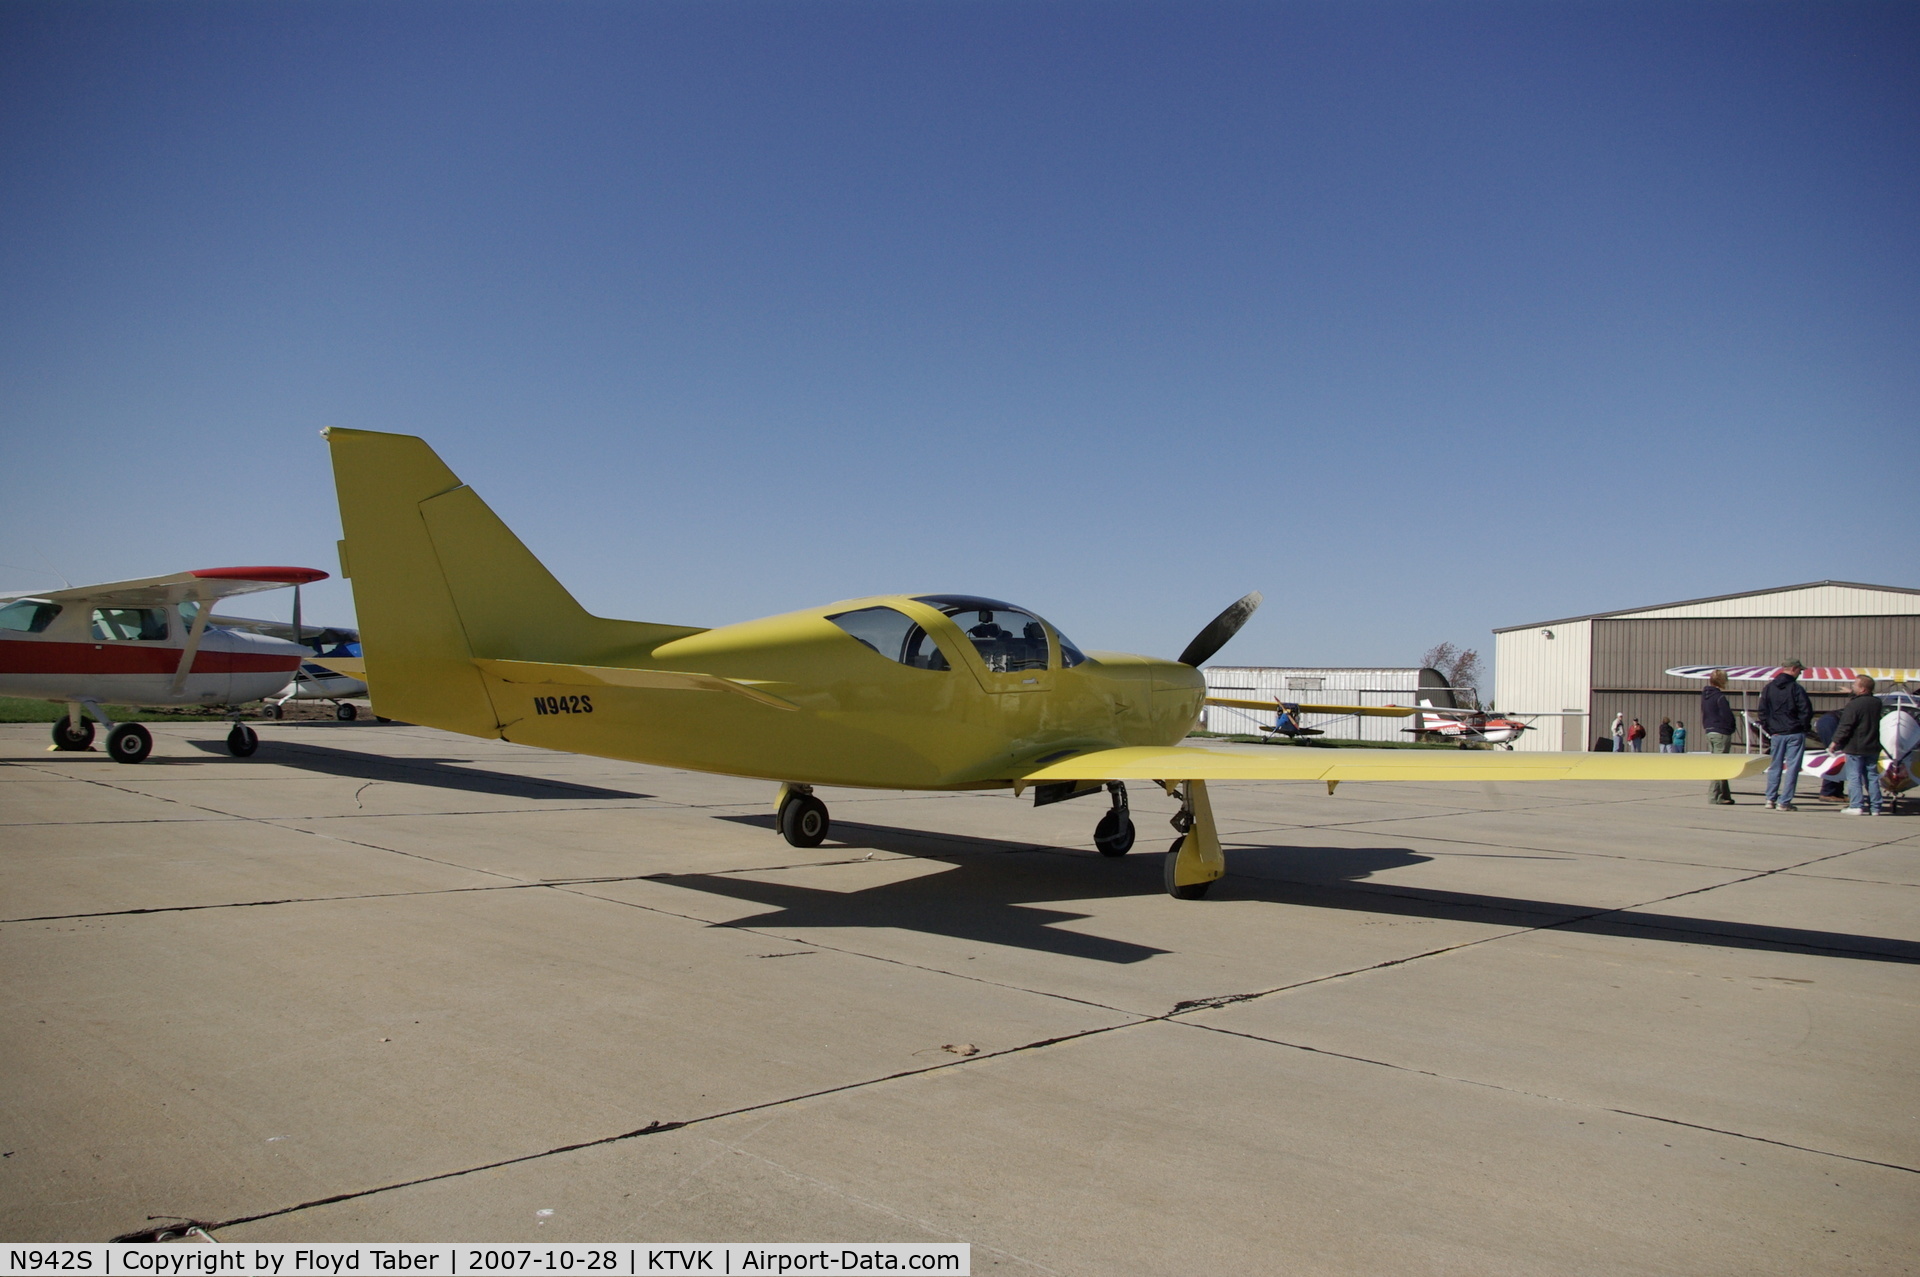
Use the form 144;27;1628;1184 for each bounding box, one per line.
1759;661;1814;810
1701;670;1737;804
1827;676;1885;815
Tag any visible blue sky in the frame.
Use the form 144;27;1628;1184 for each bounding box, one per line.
3;1;1915;675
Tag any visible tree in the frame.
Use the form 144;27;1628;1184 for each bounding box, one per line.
1420;642;1482;709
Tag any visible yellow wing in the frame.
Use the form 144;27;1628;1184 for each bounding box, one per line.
1204;696;1421;718
1017;744;1768;783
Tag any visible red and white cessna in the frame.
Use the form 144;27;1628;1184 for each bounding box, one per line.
0;566;327;762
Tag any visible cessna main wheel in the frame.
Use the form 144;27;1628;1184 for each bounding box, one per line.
1093;809;1135;857
227;724;259;757
51;718;95;751
335;702;358;722
1163;836;1212;900
259;702;283;720
107;722;152;764
780;794;830;848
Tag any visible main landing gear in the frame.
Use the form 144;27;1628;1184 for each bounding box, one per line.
775;782;830;848
50;716;95;751
1161;779;1225;900
107;722;152;764
1093;782;1135;856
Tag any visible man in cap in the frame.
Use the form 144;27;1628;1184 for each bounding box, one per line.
1759;660;1814;811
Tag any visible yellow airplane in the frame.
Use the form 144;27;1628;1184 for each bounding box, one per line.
320;429;1767;899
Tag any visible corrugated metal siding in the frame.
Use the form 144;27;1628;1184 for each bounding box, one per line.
1592;616;1920;690
1202;667;1448;742
1493;620;1592;752
1589;615;1920;754
1621;585;1920;619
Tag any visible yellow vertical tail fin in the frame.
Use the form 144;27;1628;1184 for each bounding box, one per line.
323;428;702;737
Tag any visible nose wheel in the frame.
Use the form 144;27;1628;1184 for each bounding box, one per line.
226;724;258;757
1093;782;1135;856
775;783;830;848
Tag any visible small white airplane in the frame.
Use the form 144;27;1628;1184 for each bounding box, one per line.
0;566;327;761
1401;701;1586;749
212;616;370;718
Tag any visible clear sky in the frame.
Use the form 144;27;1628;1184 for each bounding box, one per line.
3;1;1915;677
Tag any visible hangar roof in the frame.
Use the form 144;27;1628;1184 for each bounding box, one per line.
1495;580;1920;633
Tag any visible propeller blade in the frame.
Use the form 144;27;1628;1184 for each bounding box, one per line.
291;585;303;649
1177;591;1262;667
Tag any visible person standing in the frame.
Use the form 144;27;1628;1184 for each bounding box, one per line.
1760;660;1814;810
1673;721;1687;753
1627;718;1647;752
1611;712;1625;753
1702;670;1736;804
1657;718;1674;752
1828;675;1886;815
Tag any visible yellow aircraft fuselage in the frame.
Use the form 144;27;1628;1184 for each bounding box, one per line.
321;426;1201;790
497;604;1204;790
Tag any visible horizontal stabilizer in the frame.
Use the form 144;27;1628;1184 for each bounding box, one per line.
474;658;797;710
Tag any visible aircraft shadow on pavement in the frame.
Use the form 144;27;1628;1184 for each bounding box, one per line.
187;739;652;802
680;816;1918;966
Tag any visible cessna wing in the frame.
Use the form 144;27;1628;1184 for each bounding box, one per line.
1667;664;1920;684
1;566;328;608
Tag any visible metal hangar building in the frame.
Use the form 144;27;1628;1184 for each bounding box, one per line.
1493;580;1920;753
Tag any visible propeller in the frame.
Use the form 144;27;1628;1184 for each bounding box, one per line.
1176;591;1262;667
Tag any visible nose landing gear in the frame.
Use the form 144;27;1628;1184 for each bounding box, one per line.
775;782;830;848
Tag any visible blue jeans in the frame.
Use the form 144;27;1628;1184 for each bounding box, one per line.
1765;733;1806;805
1844;754;1883;813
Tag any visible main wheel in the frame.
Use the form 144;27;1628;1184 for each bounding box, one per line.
1163;836;1212;899
51;718;95;751
227;724;259;757
1094;809;1135;857
780;794;829;848
259;702;283;720
107;722;152;764
335;702;358;722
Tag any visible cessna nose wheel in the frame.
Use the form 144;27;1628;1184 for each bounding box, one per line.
226;724;258;757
